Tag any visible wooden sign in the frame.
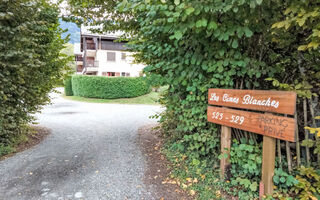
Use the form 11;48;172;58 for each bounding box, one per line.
207;88;297;197
208;89;296;115
207;106;296;142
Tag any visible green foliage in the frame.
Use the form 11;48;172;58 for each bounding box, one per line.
273;168;298;191
304;117;320;160
0;144;14;157
225;139;262;198
64;77;73;96
163;139;222;200
272;1;320;51
71;75;150;99
65;89;161;105
0;0;70;145
230;139;262;178
182;132;219;157
292;166;320;200
66;0;320;198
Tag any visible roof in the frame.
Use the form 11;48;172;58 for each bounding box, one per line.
81;25;124;39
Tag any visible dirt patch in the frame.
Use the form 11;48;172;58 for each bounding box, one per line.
138;124;193;200
0;126;50;161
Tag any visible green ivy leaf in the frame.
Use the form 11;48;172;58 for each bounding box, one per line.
185;7;194;15
244;27;253;37
256;0;263;5
208;21;218;30
232;40;239;48
174;30;183;40
250;182;258;191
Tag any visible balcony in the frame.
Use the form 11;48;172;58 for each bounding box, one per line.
86;60;99;72
76;65;84;72
86;43;96;50
75;55;83;61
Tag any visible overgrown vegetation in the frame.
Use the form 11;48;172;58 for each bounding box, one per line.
0;0;70;154
60;0;320;198
71;75;151;99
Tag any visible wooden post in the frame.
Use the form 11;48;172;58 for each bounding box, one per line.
220;125;231;180
261;135;276;196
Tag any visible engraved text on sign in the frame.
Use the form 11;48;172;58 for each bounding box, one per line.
208;89;296;115
207;106;296;142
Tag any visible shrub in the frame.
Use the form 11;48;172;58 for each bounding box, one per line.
64;77;73;96
0;1;69;146
71;75;150;99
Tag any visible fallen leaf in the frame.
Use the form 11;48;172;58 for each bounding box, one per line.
215;190;221;197
186;178;192;183
190;190;196;196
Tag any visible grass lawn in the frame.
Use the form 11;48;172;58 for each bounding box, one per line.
63;91;162;105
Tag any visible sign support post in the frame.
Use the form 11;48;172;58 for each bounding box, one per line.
220;125;231;180
261;135;276;195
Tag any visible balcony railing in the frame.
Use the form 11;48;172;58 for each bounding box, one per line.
75;55;83;61
86;43;96;50
86;60;99;68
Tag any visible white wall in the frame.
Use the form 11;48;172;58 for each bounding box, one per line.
95;50;144;77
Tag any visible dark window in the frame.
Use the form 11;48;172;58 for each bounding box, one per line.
107;52;116;62
121;72;126;76
121;53;126;61
107;72;115;76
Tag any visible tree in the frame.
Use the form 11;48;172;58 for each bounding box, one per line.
0;0;70;145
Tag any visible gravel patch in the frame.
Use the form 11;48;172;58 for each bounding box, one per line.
0;88;163;200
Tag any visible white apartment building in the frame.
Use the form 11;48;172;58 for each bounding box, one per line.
75;26;145;77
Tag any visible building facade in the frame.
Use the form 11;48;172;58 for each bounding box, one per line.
75;27;145;77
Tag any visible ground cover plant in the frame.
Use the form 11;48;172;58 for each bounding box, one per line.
0;0;70;155
66;0;319;198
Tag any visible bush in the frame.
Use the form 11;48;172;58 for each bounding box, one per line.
0;1;69;146
71;75;150;99
64;77;73;96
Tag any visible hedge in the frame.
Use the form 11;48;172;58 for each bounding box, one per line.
71;75;151;99
64;77;73;96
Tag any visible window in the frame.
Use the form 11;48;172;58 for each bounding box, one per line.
121;72;126;76
126;72;130;77
107;52;116;62
107;72;115;76
102;72;107;76
121;53;126;61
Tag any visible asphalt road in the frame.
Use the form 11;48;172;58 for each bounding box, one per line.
0;89;163;200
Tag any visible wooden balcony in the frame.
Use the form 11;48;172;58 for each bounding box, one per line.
86;43;96;50
75;55;83;61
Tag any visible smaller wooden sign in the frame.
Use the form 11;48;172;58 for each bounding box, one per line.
208;89;297;115
207;106;296;142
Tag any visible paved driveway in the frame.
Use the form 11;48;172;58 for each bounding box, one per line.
0;89;162;200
